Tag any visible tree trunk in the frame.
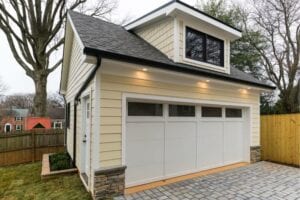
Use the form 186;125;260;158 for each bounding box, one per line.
32;72;48;117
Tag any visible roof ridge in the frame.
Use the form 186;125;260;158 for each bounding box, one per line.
68;10;121;27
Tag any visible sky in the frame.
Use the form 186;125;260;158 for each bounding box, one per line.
0;0;200;94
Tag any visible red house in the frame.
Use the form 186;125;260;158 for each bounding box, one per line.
25;117;51;130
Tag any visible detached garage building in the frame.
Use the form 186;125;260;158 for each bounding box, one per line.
60;0;275;199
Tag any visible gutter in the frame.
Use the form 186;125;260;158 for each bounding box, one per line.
72;56;102;166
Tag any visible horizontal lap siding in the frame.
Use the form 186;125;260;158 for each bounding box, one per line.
135;18;174;59
100;74;260;167
64;36;95;170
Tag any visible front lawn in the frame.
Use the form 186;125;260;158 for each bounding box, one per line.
0;162;91;200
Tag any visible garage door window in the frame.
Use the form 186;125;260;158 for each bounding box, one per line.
169;104;195;117
128;102;163;116
226;108;242;118
202;107;222;117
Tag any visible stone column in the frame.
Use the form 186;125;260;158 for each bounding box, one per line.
93;165;126;200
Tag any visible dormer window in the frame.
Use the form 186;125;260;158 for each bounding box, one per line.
185;26;224;67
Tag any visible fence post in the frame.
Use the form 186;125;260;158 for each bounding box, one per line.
31;131;35;162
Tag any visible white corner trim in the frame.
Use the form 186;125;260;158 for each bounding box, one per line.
92;70;101;170
121;94;127;166
173;17;179;62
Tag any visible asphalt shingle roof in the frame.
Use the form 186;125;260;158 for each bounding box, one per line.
68;11;275;89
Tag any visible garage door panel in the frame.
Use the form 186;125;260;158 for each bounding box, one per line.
165;122;197;176
224;122;244;164
198;122;223;168
126;122;164;185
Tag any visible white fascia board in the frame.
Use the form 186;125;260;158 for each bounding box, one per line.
125;2;242;40
125;6;170;30
172;3;242;39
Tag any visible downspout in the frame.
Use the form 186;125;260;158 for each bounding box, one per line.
72;56;102;166
63;96;67;147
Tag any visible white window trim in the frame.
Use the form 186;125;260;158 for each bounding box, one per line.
53;121;63;129
182;23;228;73
4;123;12;133
15;117;22;121
16;124;22;131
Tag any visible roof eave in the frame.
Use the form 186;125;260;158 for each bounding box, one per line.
83;47;275;90
125;0;242;39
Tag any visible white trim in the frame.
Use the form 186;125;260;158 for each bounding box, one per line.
182;23;228;73
67;13;85;50
4;123;12;133
122;93;252;187
125;2;241;39
173;17;179;62
125;6;168;30
15;124;22;131
92;70;101;170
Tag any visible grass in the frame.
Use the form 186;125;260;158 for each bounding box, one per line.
0;162;92;200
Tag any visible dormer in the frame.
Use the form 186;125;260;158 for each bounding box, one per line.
125;0;242;74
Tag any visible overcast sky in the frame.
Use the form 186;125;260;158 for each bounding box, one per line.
0;0;203;94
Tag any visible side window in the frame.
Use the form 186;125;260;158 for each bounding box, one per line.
202;107;222;117
128;102;163;116
169;104;195;117
226;108;242;118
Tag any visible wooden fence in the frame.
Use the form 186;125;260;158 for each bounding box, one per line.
0;129;65;166
261;114;300;166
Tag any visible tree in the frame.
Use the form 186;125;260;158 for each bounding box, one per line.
196;0;264;78
243;0;300;113
0;77;7;96
0;0;117;116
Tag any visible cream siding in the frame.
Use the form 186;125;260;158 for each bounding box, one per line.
135;18;174;59
64;34;96;185
99;72;260;168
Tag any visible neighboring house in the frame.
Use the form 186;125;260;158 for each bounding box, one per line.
25;117;52;130
60;0;275;198
0;108;29;133
48;107;65;129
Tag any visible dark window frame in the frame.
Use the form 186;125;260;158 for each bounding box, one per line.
169;104;196;117
201;106;223;118
225;108;243;118
127;102;163;117
185;26;224;67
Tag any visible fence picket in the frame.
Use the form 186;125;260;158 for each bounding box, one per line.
0;129;65;166
261;114;300;166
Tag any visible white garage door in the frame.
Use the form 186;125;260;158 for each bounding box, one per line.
125;101;247;187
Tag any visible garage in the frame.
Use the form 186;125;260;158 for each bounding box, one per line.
125;100;249;187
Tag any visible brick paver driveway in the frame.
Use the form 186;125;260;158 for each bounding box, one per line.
115;162;300;200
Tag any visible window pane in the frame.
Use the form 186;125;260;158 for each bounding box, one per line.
207;36;223;66
169;104;195;117
226;108;242;118
128;102;163;116
202;107;222;117
186;27;205;62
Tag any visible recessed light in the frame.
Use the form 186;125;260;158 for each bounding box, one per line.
205;80;210;82
142;68;148;72
247;87;252;90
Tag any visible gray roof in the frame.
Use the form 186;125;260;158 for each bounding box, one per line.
1;108;29;117
68;11;275;89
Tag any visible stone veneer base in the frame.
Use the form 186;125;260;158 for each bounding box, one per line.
250;146;261;163
93;165;126;200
